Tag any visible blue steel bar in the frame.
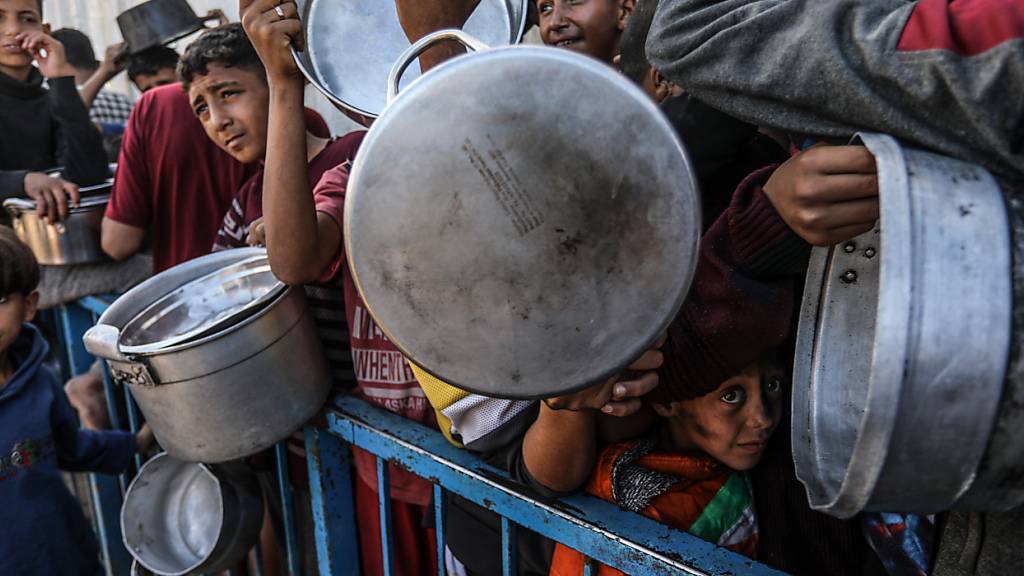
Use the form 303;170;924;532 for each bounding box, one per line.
329;396;786;576
377;456;396;576
501;516;518;576
274;442;302;576
304;427;360;576
434;484;446;576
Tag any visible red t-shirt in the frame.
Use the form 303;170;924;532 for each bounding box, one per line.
106;83;330;272
212;131;365;250
105;83;255;273
314;163;436;505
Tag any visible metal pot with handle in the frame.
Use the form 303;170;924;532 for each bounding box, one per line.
344;30;701;399
292;0;528;125
793;133;1014;517
3;181;112;266
117;0;220;54
122;453;264;576
83;249;331;463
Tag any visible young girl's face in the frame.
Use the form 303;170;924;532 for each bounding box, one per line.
658;361;785;471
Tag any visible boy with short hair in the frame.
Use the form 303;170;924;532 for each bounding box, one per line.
0;226;150;576
126;45;180;93
239;2;439;573
535;0;635;64
0;0;107;220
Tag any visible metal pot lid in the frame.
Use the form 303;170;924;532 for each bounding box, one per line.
345;41;701;399
119;255;286;354
293;0;526;121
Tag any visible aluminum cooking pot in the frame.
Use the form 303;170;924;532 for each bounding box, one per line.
83;249;331;462
3;181;111;266
344;30;701;399
117;0;217;54
122;453;263;576
793;133;1013;518
292;0;527;125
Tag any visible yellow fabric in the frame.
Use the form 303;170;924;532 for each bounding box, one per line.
409;362;469;448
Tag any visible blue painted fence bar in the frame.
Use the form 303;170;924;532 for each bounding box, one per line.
57;297;788;576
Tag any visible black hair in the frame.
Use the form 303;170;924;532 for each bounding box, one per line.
0;227;39;297
51;28;98;71
126;45;180;81
618;0;660;85
177;23;266;91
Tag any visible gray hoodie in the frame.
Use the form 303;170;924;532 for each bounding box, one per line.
646;0;1024;183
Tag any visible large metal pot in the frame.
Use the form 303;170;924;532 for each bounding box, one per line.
292;0;528;125
793;133;1013;517
117;0;217;54
83;249;331;463
344;31;701;399
3;182;111;266
122;453;264;576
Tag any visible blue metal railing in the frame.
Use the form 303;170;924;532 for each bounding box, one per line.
55;297;786;576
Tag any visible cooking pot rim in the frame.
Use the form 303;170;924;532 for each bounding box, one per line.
121;452;227;576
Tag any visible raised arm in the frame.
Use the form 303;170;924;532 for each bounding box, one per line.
240;0;339;284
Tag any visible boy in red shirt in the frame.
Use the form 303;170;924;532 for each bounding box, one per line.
236;5;438;574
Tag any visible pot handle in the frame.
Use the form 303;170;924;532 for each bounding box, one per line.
387;29;490;105
83;323;133;363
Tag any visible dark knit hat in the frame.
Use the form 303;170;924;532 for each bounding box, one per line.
649;166;808;404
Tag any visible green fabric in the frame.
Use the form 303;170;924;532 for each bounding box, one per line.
688;472;752;542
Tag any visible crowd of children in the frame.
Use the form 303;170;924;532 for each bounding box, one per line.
0;0;1020;574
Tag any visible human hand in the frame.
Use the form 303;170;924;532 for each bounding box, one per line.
763;144;880;246
23;172;80;224
65;371;109;431
17;31;75;79
544;334;665;417
135;423;155;455
97;42;127;78
239;0;302;83
207;8;230;26
246;217;266;246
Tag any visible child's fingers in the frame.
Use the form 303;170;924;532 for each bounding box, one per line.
627;349;664;372
62;180;80;209
611;371;659;401
600;398;643;417
811;145;878;175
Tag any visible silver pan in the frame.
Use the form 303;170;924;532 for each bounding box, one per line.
293;0;527;125
344;31;701;399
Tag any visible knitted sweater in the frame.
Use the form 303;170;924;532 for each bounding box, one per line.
646;0;1024;184
0;68;107;199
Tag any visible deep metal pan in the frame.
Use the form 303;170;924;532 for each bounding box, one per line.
3;181;113;266
292;0;528;125
344;31;701;399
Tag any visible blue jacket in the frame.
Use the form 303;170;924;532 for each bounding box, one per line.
0;324;134;576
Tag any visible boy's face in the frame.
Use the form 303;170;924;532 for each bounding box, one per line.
133;67;177;93
188;63;269;164
536;0;629;64
657;361;785;471
0;0;43;76
0;291;38;359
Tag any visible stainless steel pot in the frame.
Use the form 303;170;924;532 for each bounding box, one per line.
83;249;331;463
793;133;1013;517
122;453;264;576
292;0;527;125
344;31;701;399
117;0;217;54
3;182;111;266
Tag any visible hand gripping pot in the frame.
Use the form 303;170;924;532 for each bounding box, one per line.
291;0;528;125
122;453;264;575
344;31;701;399
83;249;331;463
793;133;1014;517
3;181;112;265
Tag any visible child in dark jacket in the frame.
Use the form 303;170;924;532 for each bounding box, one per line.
0;0;107;221
0;227;149;576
